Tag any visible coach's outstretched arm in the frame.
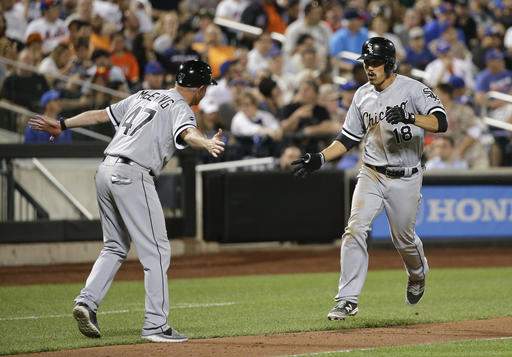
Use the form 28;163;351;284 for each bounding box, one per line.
180;127;225;158
28;110;110;138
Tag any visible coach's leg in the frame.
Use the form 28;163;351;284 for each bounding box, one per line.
112;167;171;336
384;173;429;283
335;166;385;303
75;164;130;312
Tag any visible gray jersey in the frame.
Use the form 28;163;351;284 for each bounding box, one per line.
105;89;197;176
341;75;446;167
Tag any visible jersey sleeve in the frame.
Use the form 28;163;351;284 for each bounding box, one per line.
340;100;365;142
106;94;134;130
413;83;447;117
172;101;197;150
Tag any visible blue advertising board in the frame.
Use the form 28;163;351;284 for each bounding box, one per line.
372;186;512;240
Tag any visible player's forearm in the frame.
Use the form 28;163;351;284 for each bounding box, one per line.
63;110;110;128
414;114;445;133
181;127;210;149
321;140;348;161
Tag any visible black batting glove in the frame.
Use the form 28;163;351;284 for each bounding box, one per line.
385;106;415;125
291;153;325;178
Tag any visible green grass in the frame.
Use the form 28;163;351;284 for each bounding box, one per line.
0;267;511;355
318;337;512;356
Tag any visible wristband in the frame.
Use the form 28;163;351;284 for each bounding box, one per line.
59;118;67;131
320;153;325;166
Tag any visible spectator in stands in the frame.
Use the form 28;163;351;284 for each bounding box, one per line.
231;90;282;157
265;50;294;104
395;7;423;48
152;11;178;56
215;0;249;24
436;83;490;169
130;0;153;34
405;27;435;70
285;33;314;77
2;0;27;44
192;24;236;78
330;8;368;71
280;79;337;152
192;9;217;44
240;0;286;47
324;1;343;33
201;59;241;109
25;33;44;65
423;3;459;44
67;18;92;50
454;0;477;49
475;49;512;110
368;15;405;60
278;145;301;171
472;26;504;71
424;40;474;89
67;0;93;24
435;25;470;61
338;80;359;119
142;61;164;90
247;32;275;76
318;83;344;124
284;1;331;62
110;31;140;86
0;49;49;112
475;49;512;166
38;42;72;82
448;75;471;106
425;136;468;170
157;23;200;76
0;16;18;84
24;90;72;144
68;37;92;79
87;49;126;86
258;76;283;118
25;0;68;54
123;9;142;51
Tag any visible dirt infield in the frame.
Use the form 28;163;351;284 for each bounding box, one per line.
2;246;512;356
1;246;512;286
13;317;512;357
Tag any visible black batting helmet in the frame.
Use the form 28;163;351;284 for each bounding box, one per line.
176;60;217;88
358;37;397;73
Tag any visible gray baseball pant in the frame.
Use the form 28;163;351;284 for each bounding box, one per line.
335;165;429;303
75;159;171;335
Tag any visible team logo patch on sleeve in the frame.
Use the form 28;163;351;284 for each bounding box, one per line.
422;88;440;101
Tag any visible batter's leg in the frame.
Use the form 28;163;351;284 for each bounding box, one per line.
335;166;385;304
384;174;429;283
75;164;131;312
110;167;171;336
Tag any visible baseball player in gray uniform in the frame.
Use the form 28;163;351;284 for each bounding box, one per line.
292;37;448;320
28;60;224;342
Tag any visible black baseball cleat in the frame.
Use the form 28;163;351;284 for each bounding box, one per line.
73;303;101;338
327;300;358;320
406;278;425;305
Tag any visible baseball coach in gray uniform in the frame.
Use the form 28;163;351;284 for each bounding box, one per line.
292;37;448;321
28;60;224;342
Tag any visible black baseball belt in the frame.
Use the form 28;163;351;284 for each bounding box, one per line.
104;155;155;176
364;163;419;178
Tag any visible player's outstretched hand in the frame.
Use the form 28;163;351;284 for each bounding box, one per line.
385;106;415;125
207;129;225;158
27;115;62;143
291;153;324;178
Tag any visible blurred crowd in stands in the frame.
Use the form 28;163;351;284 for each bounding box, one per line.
1;0;512;170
